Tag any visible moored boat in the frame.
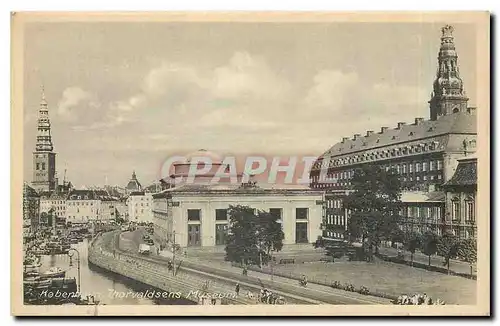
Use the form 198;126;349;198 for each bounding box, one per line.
24;276;52;289
41;267;66;279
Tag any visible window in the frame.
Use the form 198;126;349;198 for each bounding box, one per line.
295;223;308;243
416;176;420;181
465;200;475;222
437;160;443;170
296;208;308;220
416;162;421;172
269;208;282;220
430;161;435;171
42;163;46;170
409;164;413;173
187;224;201;246
215;224;228;245
423;175;427;181
187;209;201;221
452;200;460;221
423;162;428;171
215;209;228;221
36;163;40;170
403;164;407;173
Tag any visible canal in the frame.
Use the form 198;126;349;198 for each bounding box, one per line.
39;238;195;305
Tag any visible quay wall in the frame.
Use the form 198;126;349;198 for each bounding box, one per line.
88;232;255;305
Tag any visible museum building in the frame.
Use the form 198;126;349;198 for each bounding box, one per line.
152;150;323;249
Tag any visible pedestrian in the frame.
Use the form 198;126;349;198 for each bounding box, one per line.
235;283;240;296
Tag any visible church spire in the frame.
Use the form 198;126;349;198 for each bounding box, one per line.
429;25;469;120
35;85;54;152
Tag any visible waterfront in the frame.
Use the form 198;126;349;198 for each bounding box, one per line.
38;238;194;305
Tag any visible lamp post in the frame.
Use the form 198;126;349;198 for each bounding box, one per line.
68;248;81;293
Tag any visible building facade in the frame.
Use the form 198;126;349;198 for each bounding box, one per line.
152;150;323;248
39;193;67;222
310;25;477;241
31;89;57;193
66;190;101;224
442;155;477;239
23;183;40;235
127;191;154;223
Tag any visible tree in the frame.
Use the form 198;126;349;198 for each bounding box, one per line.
225;205;284;268
255;210;284;266
437;232;460;274
420;231;439;267
404;231;421;266
457;238;477;278
343;164;403;259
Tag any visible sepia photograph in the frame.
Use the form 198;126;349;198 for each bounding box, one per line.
11;12;490;316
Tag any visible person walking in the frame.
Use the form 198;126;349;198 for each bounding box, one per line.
235;283;240;296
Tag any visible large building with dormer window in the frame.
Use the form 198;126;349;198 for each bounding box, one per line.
310;25;477;241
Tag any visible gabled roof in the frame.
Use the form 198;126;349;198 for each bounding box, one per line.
444;156;477;187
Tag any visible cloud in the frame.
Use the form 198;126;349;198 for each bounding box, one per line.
57;87;92;119
212;52;291;101
63;52;428;156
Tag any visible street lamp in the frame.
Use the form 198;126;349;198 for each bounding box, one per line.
68;248;81;293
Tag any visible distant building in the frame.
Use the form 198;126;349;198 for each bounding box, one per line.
442;155;477;239
114;199;129;221
66;190;101;224
39;192;67;224
152;150;323;248
31;88;57;193
65;189;117;224
127;191;153;223
23;183;40;235
125;171;142;194
310;25;477;241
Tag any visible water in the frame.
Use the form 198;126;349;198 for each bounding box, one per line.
39;239;195;305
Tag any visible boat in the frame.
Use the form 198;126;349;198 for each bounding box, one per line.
24;270;41;278
41;267;66;278
24;276;52;289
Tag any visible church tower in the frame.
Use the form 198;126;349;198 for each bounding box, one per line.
429;25;469;120
32;87;56;193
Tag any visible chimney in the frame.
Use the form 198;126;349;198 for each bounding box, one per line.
353;133;361;140
380;127;389;133
366;130;374;137
341;137;349;143
397;122;406;129
415;118;424;125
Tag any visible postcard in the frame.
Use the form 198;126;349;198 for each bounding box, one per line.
11;11;490;316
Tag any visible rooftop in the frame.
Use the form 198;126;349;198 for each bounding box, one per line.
321;110;476;159
444;157;477;187
152;182;322;197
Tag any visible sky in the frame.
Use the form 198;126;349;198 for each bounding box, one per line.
22;21;477;188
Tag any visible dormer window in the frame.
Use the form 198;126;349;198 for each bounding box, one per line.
392;136;397;140
428;127;434;132
409;132;414;137
376;139;380;143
